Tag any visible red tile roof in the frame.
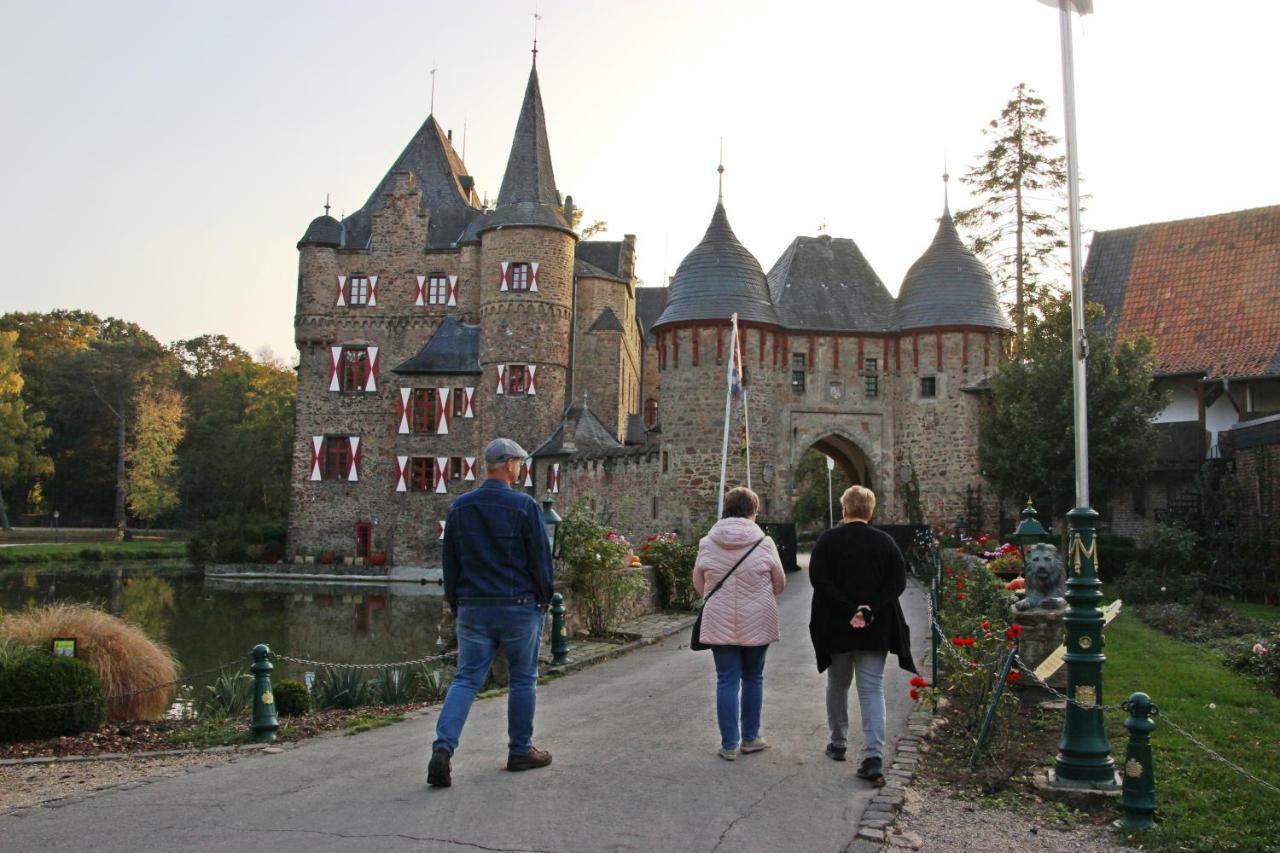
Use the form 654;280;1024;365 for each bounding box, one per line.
1085;205;1280;379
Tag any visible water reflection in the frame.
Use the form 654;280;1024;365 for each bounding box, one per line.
0;564;452;691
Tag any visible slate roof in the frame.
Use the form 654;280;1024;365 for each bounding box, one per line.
298;214;343;248
654;201;780;328
574;258;628;284
588;307;624;332
895;207;1010;332
1085;205;1280;379
530;402;622;457
766;235;896;333
624;414;649;446
392;316;482;375
484;63;571;235
635;287;669;340
337;115;482;251
577;241;624;278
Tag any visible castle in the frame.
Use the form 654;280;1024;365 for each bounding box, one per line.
289;55;1010;563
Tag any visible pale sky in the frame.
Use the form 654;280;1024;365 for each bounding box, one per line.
2;1;1277;360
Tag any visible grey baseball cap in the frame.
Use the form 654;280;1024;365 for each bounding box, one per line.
483;438;528;465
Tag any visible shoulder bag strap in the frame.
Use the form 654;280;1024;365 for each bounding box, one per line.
703;538;765;604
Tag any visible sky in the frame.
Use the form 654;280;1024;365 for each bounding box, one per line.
2;1;1277;361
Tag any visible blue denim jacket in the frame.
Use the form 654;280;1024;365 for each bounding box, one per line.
442;479;555;609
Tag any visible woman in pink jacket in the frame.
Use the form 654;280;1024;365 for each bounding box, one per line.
693;486;786;760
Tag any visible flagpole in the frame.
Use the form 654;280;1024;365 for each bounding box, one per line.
717;314;738;519
742;335;752;490
1060;1;1088;510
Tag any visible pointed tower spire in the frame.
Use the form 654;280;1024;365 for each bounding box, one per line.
717;138;725;203
324;193;330;216
942;159;951;216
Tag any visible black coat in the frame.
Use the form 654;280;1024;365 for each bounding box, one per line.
808;522;917;674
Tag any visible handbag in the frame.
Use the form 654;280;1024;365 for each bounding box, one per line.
690;538;765;651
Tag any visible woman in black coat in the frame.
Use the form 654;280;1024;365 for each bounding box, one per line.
808;485;916;783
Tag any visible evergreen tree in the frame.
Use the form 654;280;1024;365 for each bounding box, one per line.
954;84;1070;346
0;331;53;529
979;294;1166;523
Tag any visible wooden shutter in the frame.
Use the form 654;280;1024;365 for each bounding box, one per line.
437;520;447;540
366;347;379;392
523;463;534;489
529;262;540;292
397;388;411;434
436;387;451;434
434;457;449;494
496;364;506;395
447;275;459;307
551;463;561;494
347;436;361;482
367;275;379;307
526;364;538;396
329;347;342;392
415;275;426;307
464;457;476;481
336;276;347;307
309;436;324;481
395;455;409;493
462;387;475;418
500;261;510;292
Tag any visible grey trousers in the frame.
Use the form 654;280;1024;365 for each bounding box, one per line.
826;650;887;759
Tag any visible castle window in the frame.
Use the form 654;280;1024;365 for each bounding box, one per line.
348;276;373;306
509;262;531;292
410;457;433;491
662;451;669;474
863;357;879;399
428;274;449;305
410;388;438;434
340;347;371;393
450;457;464;481
507;364;529;394
652;495;658;520
920;376;937;398
323;436;353;481
791;354;806;394
453;387;466;418
644;398;658;428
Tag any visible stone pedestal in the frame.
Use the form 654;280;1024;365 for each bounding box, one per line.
1011;601;1067;672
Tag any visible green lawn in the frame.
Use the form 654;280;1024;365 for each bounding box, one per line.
0;540;187;564
1106;612;1280;852
1230;600;1280;627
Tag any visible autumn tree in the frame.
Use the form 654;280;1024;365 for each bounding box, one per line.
954;84;1070;346
979;295;1166;523
0;332;53;528
791;449;853;534
125;384;185;526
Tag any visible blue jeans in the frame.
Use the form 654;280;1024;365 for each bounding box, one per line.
433;605;544;757
711;645;769;750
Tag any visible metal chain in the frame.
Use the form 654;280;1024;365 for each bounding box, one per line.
1159;713;1280;797
0;659;244;715
273;651;455;670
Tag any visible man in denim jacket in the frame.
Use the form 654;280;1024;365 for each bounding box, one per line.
428;438;555;788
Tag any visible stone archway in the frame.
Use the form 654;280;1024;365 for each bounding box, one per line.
809;432;871;489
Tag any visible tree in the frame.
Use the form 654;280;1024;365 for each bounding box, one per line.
978;294;1167;523
0;332;53;528
171;334;250;379
567;205;608;240
791;449;853;534
954;84;1070;347
125;384;185;526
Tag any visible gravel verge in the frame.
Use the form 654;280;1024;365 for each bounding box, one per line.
0;752;238;812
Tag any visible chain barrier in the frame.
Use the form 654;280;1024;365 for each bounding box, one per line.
1159;713;1280;797
273;651;456;670
0;659;244;715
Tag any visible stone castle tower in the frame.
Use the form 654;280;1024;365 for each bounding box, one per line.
288;55;1009;565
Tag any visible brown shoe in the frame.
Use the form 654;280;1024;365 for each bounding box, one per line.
505;746;552;772
427;748;452;788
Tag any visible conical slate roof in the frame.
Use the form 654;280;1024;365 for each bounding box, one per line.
767;235;896;333
895;208;1010;332
484;62;571;234
298;214;342;248
654;201;779;328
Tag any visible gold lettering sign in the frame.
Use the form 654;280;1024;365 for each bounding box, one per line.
261;690;274;706
1075;685;1096;708
1125;758;1143;779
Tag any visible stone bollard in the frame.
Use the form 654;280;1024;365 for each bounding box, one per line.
550;593;570;666
1118;692;1158;830
250;644;279;744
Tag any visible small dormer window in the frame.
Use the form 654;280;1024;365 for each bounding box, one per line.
510;262;531;292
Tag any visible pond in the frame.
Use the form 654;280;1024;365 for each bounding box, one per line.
0;563;453;694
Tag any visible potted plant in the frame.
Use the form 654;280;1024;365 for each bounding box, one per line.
318;550;335;565
370;551;388;567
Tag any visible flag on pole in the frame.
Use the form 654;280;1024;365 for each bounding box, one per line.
1037;0;1092;13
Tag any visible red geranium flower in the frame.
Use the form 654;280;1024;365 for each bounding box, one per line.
910;676;928;687
1006;671;1022;685
1005;624;1023;640
956;593;966;601
980;620;991;631
910;688;921;701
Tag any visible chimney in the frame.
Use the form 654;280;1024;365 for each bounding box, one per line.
621;235;637;280
447;129;453;142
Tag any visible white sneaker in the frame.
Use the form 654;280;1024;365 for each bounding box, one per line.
718;746;738;761
740;738;770;754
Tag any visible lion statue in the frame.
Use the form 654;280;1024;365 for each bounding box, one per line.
1016;542;1067;611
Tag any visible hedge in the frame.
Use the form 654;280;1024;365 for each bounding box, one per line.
0;644;107;741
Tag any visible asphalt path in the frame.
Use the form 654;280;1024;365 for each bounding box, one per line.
2;568;928;853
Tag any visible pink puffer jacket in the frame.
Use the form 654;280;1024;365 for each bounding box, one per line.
693;517;786;647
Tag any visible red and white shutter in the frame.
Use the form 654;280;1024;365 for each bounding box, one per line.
523;463;534;489
436;387;451;434
309;436;324;481
336;276;347;307
496;364;507;395
395;455;409;493
347;436;361;482
434;457;449;494
437;520;447;540
526;364;538;396
367;276;379;307
463;457;476;481
366;347;379;392
415;275;426;307
447;275;459;307
328;347;342;392
500;261;510;292
529;262;540;292
551;463;561;493
397;388;411;434
462;387;476;418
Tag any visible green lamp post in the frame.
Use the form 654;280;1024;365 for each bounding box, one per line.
1013;499;1051;565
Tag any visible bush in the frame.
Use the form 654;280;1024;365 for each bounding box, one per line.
558;504;648;636
0;639;107;741
189;514;288;565
0;604;179;721
1117;523;1203;605
644;533;699;610
272;679;312;716
1227;632;1280;695
936;550;1015;638
78;547;104;561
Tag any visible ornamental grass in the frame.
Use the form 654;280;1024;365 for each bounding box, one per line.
0;603;178;721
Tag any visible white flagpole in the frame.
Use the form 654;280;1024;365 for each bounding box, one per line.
717;314;738;518
743;337;752;490
1059;0;1090;509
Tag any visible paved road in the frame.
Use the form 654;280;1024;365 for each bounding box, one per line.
2;571;928;853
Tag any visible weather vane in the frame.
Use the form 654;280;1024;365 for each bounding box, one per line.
717;138;725;202
532;6;542;60
430;63;438;114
